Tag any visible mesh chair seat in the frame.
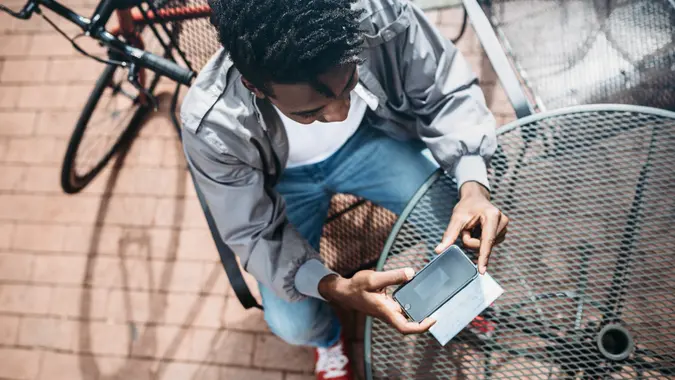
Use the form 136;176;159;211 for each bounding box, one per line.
484;0;675;111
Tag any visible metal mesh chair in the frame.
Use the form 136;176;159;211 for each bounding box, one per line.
464;0;675;113
366;105;675;379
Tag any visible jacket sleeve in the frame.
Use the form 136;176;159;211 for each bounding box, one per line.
398;1;498;191
182;126;321;302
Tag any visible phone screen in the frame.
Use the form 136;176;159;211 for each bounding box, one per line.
393;245;478;322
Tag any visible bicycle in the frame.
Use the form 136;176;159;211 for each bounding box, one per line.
1;0;214;193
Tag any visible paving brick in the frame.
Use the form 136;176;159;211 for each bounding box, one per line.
0;284;51;314
253;334;314;372
145;228;178;260
487;82;516;115
47;58;102;83
9;15;52;33
203;262;230;296
154;362;202;380
64;83;94;110
105;289;156;324
39;351;98;380
82;321;130;355
39;194;99;224
162;363;221;380
0;165;25;191
49;287;108;319
151;260;204;293
0;252;34;281
96;357;154;380
464;53;499;85
115;167;180;197
61;224;94;253
0;85;23;108
439;6;465;26
438;25;482;56
0;315;20;344
90;256;123;288
193;294;226;328
191;329;254;365
130;325;192;360
222;296;268;333
0;35;31;57
163;293;200;326
104;196;158;227
119;258;154;291
18;316;76;350
28;34;105;58
221;367;284;380
0;195;38;222
0;59;49;83
0;348;41;380
12;223;66;252
0;136;9;162
32;254;87;285
35;110;79;136
125;137;165;167
177;229;218;262
138;116;177;138
4;136;60;164
285;374;315;380
152;198;183;228
18;84;70;110
0;222;14;248
93;225;123;255
0;13;15;33
0;111;37;135
161;138;185;168
181;199;208;229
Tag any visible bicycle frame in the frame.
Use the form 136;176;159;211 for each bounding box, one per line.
6;0;208;87
10;0;210;36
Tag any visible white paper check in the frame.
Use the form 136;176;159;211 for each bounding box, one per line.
428;272;504;346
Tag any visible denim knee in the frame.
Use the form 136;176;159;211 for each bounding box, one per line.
260;284;341;347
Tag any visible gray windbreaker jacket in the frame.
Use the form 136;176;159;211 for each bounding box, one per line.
180;0;498;302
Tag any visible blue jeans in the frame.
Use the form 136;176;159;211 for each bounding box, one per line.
260;122;438;347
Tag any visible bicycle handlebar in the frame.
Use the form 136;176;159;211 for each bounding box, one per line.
3;0;196;86
129;47;195;85
0;1;37;19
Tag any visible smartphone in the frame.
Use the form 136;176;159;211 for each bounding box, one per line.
393;245;478;322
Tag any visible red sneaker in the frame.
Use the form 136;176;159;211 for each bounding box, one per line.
315;338;353;380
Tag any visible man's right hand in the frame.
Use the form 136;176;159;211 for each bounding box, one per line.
318;268;436;335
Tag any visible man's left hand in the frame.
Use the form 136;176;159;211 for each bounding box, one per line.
435;181;508;274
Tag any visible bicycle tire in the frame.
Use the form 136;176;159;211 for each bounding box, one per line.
60;64;155;194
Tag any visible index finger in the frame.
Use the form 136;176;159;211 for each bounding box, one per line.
435;216;465;253
478;211;501;274
366;268;415;290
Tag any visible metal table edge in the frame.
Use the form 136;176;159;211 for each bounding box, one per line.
364;168;443;380
497;104;675;136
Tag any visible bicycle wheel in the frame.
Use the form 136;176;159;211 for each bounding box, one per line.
60;63;155;193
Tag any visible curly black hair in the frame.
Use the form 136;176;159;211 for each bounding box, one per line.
208;0;365;96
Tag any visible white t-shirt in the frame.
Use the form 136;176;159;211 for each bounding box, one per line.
275;84;369;168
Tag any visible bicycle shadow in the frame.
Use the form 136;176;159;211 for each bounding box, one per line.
75;92;246;380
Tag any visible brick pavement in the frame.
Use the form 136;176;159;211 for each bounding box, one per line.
0;2;515;379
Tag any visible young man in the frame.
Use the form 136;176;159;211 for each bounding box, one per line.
181;0;508;378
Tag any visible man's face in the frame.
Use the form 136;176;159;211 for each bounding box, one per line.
266;64;359;124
